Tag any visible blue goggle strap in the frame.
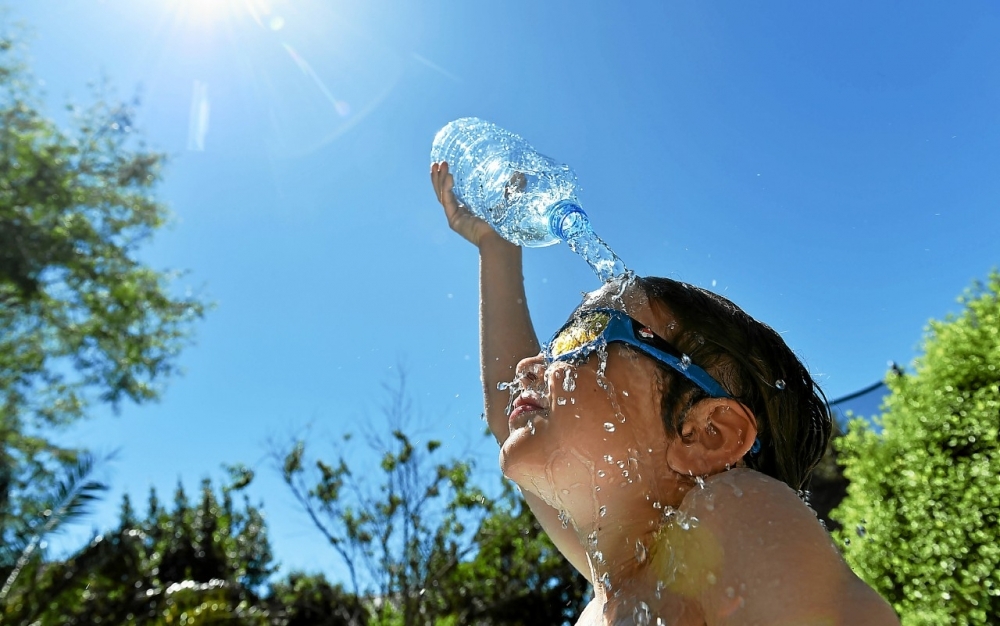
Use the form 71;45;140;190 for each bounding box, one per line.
545;312;730;399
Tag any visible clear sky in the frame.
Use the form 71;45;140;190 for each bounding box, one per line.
11;0;1000;583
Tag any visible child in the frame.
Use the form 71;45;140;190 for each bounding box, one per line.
432;162;899;625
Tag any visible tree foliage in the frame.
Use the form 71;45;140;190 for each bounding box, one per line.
279;370;590;625
833;271;1000;624
1;475;275;625
0;23;206;592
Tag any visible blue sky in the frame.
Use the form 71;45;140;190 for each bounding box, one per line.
11;0;1000;583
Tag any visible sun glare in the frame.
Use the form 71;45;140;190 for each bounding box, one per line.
169;0;240;23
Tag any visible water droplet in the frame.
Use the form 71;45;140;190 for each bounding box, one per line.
600;572;612;591
680;354;691;370
597;470;606;478
528;419;536;435
725;586;735;598
599;505;607;517
622;470;630;478
633;601;651;626
635;540;647;563
556;397;567;405
562;373;577;392
706;572;716;584
621;390;629;397
593;550;604;563
844;538;851;546
694;476;706;489
856;525;867;538
587;531;598;547
604;454;614;464
558;510;570;529
775;379;786;390
603;422;616;432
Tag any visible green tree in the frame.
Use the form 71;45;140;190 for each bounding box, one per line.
279;370;485;626
2;474;275;625
437;480;590;625
0;22;205;602
833;272;1000;624
267;571;367;626
279;371;590;626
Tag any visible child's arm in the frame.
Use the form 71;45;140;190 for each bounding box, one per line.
431;162;537;440
431;163;593;580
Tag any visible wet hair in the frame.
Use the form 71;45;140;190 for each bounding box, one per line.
637;276;831;491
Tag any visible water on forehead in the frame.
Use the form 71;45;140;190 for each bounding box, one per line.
575;275;665;330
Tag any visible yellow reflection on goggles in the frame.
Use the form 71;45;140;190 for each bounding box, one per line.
550;312;611;358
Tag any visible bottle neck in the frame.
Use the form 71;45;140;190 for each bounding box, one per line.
548;200;590;242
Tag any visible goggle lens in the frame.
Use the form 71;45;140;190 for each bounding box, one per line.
549;312;611;359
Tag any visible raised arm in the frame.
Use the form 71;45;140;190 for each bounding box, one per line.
430;162;538;441
431;162;593;579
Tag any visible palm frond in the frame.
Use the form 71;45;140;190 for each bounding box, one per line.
0;452;108;602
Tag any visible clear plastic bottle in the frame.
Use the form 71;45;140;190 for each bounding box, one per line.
431;117;626;280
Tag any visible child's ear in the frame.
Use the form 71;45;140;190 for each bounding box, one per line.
665;399;757;476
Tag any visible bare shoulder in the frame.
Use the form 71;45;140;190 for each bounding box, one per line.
675;470;900;625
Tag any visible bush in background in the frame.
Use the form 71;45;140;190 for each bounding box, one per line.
833;272;1000;624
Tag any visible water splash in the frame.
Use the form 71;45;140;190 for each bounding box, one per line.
561;215;628;282
562;372;577;392
662;506;700;530
656;579;666;599
635;540;647;564
498;378;522;416
633;601;651;625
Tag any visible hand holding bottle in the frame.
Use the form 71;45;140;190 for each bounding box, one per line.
430;161;507;249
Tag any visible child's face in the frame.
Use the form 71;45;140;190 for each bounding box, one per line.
501;280;692;514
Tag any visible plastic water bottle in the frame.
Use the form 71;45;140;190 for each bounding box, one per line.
431;117;626;281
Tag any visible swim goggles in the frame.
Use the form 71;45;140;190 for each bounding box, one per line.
543;308;731;399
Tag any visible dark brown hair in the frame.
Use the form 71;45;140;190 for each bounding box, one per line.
638;276;831;491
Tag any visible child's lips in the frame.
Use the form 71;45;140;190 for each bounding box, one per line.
509;393;547;429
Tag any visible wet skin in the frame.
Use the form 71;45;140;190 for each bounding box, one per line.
502;282;899;625
430;161;899;625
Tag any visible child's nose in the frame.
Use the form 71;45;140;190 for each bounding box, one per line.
514;353;547;386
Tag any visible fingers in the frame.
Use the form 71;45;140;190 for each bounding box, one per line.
430;161;458;212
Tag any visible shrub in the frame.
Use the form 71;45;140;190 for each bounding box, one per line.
833;272;1000;625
